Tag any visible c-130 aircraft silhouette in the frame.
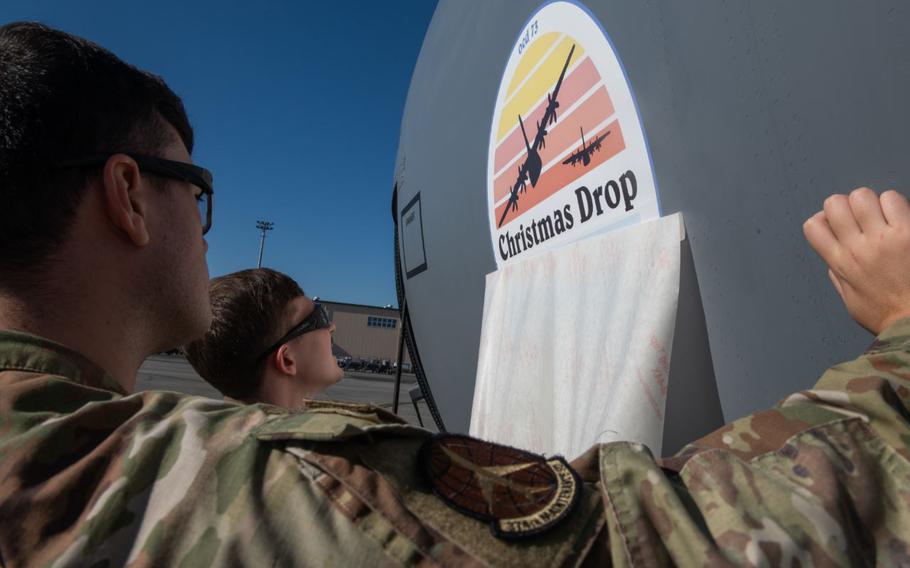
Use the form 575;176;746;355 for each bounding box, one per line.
498;44;576;228
562;126;610;167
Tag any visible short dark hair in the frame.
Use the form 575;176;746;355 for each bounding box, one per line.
184;269;305;399
0;22;194;287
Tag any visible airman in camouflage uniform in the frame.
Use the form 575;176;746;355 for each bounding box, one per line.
3;314;910;565
1;22;909;567
181;268;346;408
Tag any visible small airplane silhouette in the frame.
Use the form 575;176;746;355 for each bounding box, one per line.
562;126;610;167
498;44;576;228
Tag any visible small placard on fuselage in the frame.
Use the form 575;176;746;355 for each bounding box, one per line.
401;192;428;278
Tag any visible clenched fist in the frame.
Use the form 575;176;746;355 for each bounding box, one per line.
803;188;910;335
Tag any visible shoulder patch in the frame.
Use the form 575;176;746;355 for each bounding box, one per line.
419;434;581;540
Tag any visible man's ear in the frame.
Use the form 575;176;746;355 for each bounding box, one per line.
273;345;297;376
101;154;150;246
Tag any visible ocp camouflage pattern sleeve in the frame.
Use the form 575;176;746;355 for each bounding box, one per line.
2;317;910;567
594;317;910;566
0;331;602;567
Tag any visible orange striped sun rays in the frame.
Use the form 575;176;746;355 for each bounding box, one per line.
492;33;625;228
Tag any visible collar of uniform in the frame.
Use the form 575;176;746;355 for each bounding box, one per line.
876;316;910;343
864;316;910;355
0;330;126;395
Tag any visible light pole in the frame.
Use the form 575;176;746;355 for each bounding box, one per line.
256;220;274;268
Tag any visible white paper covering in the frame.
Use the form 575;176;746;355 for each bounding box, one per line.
469;213;684;459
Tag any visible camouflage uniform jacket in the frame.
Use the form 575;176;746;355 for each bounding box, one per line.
1;320;909;567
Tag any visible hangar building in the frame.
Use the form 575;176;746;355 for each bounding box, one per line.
321;300;411;368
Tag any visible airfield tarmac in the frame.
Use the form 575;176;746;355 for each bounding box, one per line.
136;354;437;430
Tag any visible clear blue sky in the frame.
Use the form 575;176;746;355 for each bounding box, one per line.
2;0;438;307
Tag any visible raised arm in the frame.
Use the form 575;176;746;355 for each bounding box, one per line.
799;187;910;453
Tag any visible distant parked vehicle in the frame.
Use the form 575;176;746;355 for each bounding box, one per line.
346;359;365;371
336;355;352;368
364;359;392;374
392;362;412;373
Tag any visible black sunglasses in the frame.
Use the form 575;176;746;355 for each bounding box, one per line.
57;153;214;235
257;303;332;362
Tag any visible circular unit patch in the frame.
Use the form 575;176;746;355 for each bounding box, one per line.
419;433;581;539
487;1;660;267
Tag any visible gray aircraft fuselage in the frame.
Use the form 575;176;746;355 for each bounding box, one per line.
393;0;908;451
